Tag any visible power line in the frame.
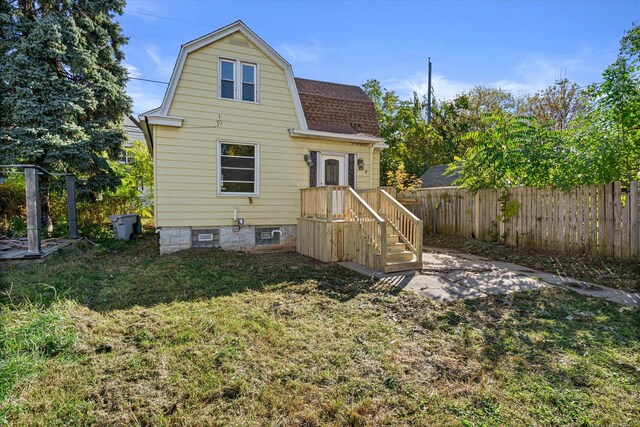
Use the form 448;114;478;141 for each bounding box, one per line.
124;9;427;59
130;77;169;84
126;10;211;28
123;10;602;103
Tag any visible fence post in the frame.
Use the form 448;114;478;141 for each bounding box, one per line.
65;174;78;239
631;181;639;259
474;192;480;239
24;166;42;257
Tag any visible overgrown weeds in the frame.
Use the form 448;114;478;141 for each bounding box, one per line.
0;298;77;420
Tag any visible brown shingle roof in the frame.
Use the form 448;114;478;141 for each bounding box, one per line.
294;78;380;137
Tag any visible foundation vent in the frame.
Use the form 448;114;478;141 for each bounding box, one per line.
255;227;281;246
191;229;220;248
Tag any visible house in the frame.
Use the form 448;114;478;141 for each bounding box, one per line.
139;21;422;272
420;164;459;188
122;115;144;164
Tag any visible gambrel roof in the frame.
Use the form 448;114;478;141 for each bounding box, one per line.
140;21;384;146
295;78;380;137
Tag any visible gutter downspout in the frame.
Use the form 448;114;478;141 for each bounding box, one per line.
144;116;154;154
143;116;158;229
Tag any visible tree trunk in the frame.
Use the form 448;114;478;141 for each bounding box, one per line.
39;175;53;236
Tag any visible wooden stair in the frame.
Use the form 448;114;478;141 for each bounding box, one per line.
298;186;422;275
382;215;421;273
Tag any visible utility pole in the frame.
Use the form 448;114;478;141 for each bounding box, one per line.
427;57;432;124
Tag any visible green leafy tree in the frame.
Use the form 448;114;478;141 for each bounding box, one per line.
519;79;589;131
0;0;131;232
111;140;154;218
451;113;564;191
450;24;640;190
430;94;474;162
567;23;640;185
465;86;520;116
47;139;153;237
362;79;405;180
363;79;444;183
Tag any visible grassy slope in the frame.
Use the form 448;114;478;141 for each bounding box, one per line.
426;235;640;293
1;237;639;426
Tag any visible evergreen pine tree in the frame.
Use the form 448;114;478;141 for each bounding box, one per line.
0;0;131;232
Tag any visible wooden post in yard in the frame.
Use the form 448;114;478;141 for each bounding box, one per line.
24;166;42;257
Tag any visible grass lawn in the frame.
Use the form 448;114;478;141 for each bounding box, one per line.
1;237;639;426
426;235;640;294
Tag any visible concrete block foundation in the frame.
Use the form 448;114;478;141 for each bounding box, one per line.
158;225;297;254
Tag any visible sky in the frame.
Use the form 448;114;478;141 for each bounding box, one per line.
118;0;639;115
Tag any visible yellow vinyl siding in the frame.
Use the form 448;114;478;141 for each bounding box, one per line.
372;149;381;186
154;32;380;228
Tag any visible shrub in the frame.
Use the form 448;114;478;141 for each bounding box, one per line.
1;140;154;239
0;174;26;236
385;163;422;192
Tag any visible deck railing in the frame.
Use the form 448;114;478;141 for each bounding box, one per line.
378;189;423;263
299;186;387;269
300;186;347;220
359;186;397;211
358;188;380;212
299;186;423;270
345;187;386;255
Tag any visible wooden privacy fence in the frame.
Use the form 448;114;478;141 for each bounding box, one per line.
402;181;640;261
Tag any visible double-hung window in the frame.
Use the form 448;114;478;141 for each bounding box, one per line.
218;142;259;196
219;59;257;102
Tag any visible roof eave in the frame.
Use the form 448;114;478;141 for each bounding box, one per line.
143;21;308;131
289;128;385;145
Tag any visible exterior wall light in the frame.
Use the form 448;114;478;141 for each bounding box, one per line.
357;158;365;170
303;154;314;167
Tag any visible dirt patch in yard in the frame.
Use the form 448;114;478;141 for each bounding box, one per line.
426;235;640;293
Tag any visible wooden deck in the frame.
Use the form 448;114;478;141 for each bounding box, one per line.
0;239;72;261
297;186;423;273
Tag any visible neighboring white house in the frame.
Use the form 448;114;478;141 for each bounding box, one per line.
122;115;144;164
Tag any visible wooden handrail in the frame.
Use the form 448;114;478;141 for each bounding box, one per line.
379;189;421;222
378;189;423;262
347;187;384;223
379;186;397;199
344;187;386;262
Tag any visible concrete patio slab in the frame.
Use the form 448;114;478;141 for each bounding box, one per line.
338;251;640;307
401;273;488;302
444;269;546;295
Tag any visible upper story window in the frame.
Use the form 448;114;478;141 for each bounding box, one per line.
219;58;257;103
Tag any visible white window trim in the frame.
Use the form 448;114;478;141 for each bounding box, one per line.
218;57;259;103
217;140;260;197
219;58;236;100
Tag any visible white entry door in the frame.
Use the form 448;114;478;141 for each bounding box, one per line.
319;154;346;186
319;153;347;217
